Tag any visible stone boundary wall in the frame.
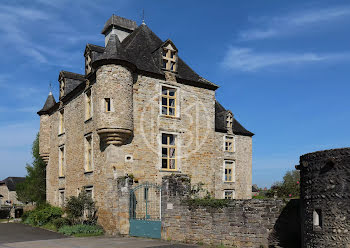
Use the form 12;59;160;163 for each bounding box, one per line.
161;175;301;248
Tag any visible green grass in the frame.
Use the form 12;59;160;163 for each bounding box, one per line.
41;222;58;232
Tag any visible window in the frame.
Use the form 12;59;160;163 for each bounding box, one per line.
85;53;92;75
59;146;65;177
162;47;177;72
58;189;65;207
313;209;322;228
60;79;65;97
226;113;233;129
224;190;234;199
59;110;64;134
85;135;93;172
224;160;235;182
105;98;111;112
161;86;176;117
85;90;92;120
84;186;93;199
225;136;234;152
161;133;176;170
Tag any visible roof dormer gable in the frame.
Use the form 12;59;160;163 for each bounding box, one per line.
160;39;178;73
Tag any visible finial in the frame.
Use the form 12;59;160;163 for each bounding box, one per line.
142;9;145;25
49;82;52;95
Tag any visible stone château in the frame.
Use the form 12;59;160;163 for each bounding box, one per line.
37;14;254;232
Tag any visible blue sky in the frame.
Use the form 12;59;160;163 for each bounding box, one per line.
0;0;349;188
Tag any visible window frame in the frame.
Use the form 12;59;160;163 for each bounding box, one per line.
104;98;111;112
162;46;177;72
85;89;92;120
223;160;235;183
84;134;93;172
58;188;65;207
224;135;235;152
226;113;233;129
58;109;65;135
160;85;178;118
161;132;177;171
224;190;235;199
84;186;94;200
58;145;65;178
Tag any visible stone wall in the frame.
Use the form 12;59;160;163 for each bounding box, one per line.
161;175;301;248
298;148;350;248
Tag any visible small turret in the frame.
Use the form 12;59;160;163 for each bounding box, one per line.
92;33;135;146
38;92;56;164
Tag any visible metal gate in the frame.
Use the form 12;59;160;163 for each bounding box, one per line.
129;182;161;239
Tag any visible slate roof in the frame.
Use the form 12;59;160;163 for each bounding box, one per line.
58;71;85;98
38;93;56;115
0;177;25;191
92;23;218;89
215;101;254;136
101;14;137;35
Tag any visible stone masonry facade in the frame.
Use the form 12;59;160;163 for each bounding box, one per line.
298;148;350;248
37;14;254;233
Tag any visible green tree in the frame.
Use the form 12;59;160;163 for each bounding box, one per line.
269;170;300;198
16;133;46;204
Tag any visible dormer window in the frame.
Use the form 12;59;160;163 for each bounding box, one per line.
226;113;233;129
161;41;177;72
85;52;92;75
59;79;65;98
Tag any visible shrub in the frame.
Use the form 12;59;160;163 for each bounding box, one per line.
65;192;96;225
22;204;63;226
58;224;104;236
52;217;70;229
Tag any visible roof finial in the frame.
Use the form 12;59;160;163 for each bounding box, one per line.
142;9;145;25
49;82;52;95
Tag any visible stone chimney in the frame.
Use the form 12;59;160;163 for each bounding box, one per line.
101;14;138;46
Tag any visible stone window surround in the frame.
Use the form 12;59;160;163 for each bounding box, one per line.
159;83;180;119
85;51;92;75
58;188;65;207
84;133;93;173
100;97;115;113
59;78;65;98
58;144;66;178
226;112;233;129
162;45;177;72
223;189;235;199
58;109;65;135
223;135;235;153
84;185;94;199
159;131;181;172
223;160;235;183
313;208;323;230
84;88;93;121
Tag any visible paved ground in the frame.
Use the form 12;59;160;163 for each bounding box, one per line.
0;223;198;248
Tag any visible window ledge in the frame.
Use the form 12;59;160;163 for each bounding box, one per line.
58;132;65;137
159;169;181;173
160;115;181;120
84;117;92;124
84;171;93;175
224;181;235;184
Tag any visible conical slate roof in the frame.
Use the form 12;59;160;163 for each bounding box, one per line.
92;34;136;70
38;92;56;115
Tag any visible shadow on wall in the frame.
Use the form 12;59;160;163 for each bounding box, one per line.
268;199;301;248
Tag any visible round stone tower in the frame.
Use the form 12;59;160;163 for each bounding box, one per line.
92;28;136;146
95;64;134;145
297;148;350;248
